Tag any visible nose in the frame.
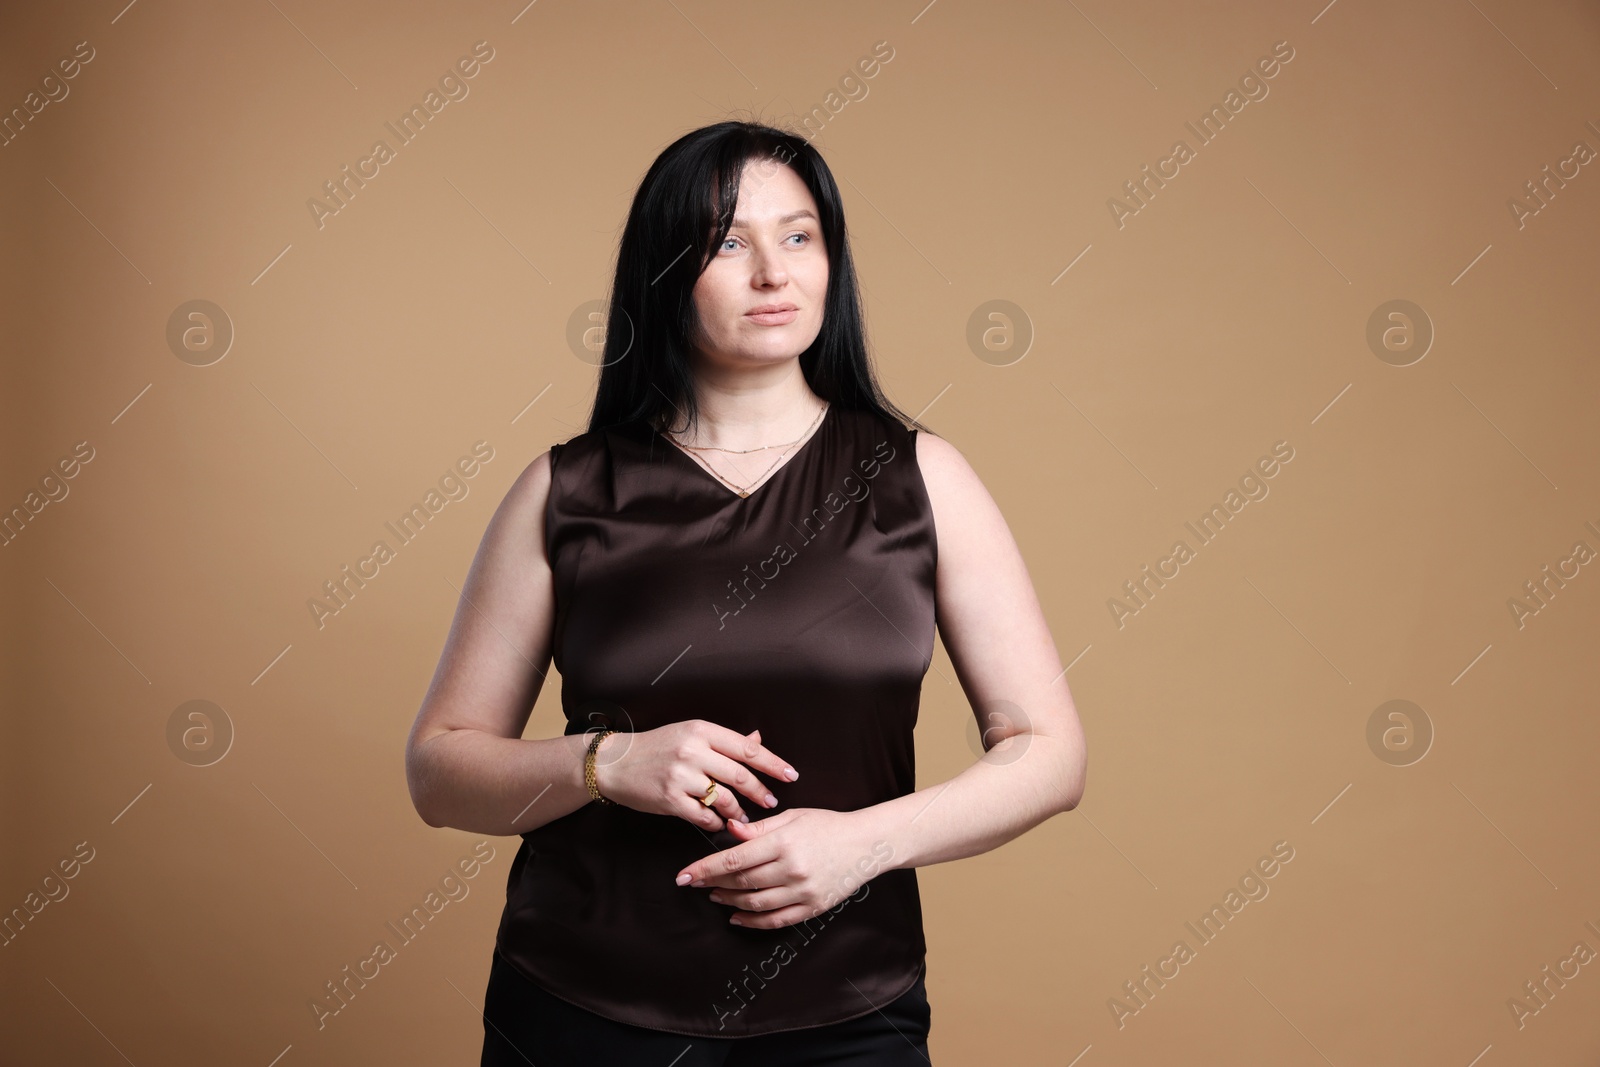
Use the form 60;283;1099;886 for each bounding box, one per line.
749;241;788;287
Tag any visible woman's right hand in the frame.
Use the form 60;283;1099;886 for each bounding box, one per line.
590;722;798;830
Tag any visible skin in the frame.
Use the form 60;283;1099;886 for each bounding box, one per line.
404;156;1087;933
657;156;833;485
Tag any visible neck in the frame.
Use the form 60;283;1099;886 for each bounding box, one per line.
658;375;827;449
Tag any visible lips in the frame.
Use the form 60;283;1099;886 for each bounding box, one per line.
745;303;799;326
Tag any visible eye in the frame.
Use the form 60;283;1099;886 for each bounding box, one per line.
715;232;812;253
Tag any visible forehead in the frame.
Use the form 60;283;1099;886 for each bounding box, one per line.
728;158;817;221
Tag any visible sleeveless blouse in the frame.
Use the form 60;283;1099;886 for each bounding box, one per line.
493;403;938;1038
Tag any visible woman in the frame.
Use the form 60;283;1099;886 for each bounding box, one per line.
405;120;1087;1065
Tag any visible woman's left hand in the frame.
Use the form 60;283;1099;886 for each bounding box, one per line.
674;808;896;929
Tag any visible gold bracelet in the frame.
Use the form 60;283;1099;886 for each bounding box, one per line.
584;729;616;805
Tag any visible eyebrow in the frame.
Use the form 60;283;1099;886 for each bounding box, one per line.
729;210;817;229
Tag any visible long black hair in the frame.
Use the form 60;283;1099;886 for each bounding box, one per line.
584;120;929;438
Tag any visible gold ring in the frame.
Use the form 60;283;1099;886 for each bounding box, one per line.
699;779;720;807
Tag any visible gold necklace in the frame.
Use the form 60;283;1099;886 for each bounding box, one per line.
663;402;828;498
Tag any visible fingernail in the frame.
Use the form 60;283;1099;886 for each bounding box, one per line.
729;916;743;926
765;794;778;807
783;767;798;781
676;873;692;886
738;813;749;823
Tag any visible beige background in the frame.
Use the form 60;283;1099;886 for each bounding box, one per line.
4;0;1599;1063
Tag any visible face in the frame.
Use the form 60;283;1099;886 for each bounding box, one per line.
689;159;829;369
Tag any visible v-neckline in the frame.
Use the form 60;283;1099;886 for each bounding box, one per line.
652;403;834;501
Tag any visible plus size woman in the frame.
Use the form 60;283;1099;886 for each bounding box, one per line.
404;120;1087;1065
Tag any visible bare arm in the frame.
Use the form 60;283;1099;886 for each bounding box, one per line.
404;449;603;836
859;429;1087;871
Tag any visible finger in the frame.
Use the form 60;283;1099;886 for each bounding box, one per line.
675;792;727;832
715;811;783;845
725;902;816;930
675;833;783;887
672;779;736;832
699;751;779;813
701;772;750;826
719;806;801;842
708;880;800;914
698;855;788;892
675;766;750;826
708;727;799;786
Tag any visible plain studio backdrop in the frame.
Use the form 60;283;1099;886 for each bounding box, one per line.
3;1;1599;1064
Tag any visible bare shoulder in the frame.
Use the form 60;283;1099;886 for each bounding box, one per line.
508;447;554;503
911;428;1008;542
488;449;555;546
911;428;978;493
910;425;1042;617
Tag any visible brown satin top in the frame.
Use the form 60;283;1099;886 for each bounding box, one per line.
493;403;938;1038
